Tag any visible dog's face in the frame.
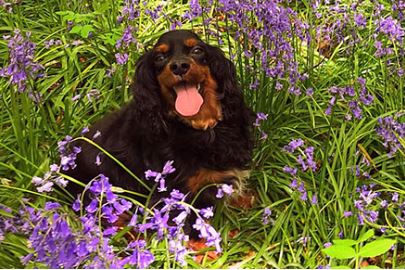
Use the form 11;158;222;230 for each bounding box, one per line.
145;30;225;130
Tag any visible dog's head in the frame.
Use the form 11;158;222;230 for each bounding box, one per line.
133;30;244;131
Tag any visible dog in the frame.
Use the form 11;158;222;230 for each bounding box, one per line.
65;29;254;223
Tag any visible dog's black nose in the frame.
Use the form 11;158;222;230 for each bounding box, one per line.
170;60;190;76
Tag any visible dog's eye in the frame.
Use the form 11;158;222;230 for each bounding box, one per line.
154;54;166;62
191;47;204;55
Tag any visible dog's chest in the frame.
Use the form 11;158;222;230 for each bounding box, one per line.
167;124;249;169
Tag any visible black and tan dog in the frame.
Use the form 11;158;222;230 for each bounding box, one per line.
66;29;254;216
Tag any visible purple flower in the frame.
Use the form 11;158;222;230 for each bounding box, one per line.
304;146;317;172
37;181;54;193
113;199;132;214
129;213;138;227
170;20;183;30
325;105;332;115
57;136;81;172
72;94;81;102
306;88;314;96
376;16;404;42
200;207;214;219
348;100;362;119
380;200;388;208
254;112;268;127
95;153;102;166
170;189;185;201
275;81;283;91
323;242;332;248
297;150;315;173
343;211;353;218
398;68;404;77
145;5;163;22
103;226;117;237
32;176;44;186
173;211;188;225
145;160;176;193
115;52;128;65
126;240;155;268
120;0;140;22
297;182;306;192
148;209;169;239
216;183;234;198
392;192;399;202
168;236;188;266
297;155;308;171
189;0;203;18
290;178;298;189
162;160;176;175
0;30;44;98
115;25;136;49
50;164;59;172
311;194;318;205
193;0;307;93
354;13;366;28
193;217;222;252
283;166;297;175
300;191;308;201
44;202;60;210
376;116;405;156
44;39;62;49
284;138;304;153
72;198;81;212
259;130;268;140
86;199;98;214
262;207;272;225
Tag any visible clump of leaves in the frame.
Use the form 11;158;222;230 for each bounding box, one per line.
322;229;396;269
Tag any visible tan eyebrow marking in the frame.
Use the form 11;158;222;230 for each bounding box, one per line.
154;43;169;53
184;38;198;47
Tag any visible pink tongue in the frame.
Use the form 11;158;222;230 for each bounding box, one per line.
174;84;203;117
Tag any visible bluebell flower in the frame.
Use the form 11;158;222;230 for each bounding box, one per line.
262;207;272;225
283;139;304;153
216;183;234;198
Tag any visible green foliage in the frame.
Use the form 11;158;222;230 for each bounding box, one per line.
322;230;396;268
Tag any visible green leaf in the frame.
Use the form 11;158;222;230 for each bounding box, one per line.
69;25;82;35
55;11;71;16
358;239;396;258
322;246;356;259
358;229;375;243
111;187;126;193
80;25;94;38
55;11;76;21
333;266;351;269
0;209;14;218
333;239;357;246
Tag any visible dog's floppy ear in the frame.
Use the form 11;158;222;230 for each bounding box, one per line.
206;46;250;121
206;46;238;97
131;52;167;136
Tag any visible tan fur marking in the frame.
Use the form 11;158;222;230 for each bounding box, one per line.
184;38;198;47
157;64;177;109
155;43;169;53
